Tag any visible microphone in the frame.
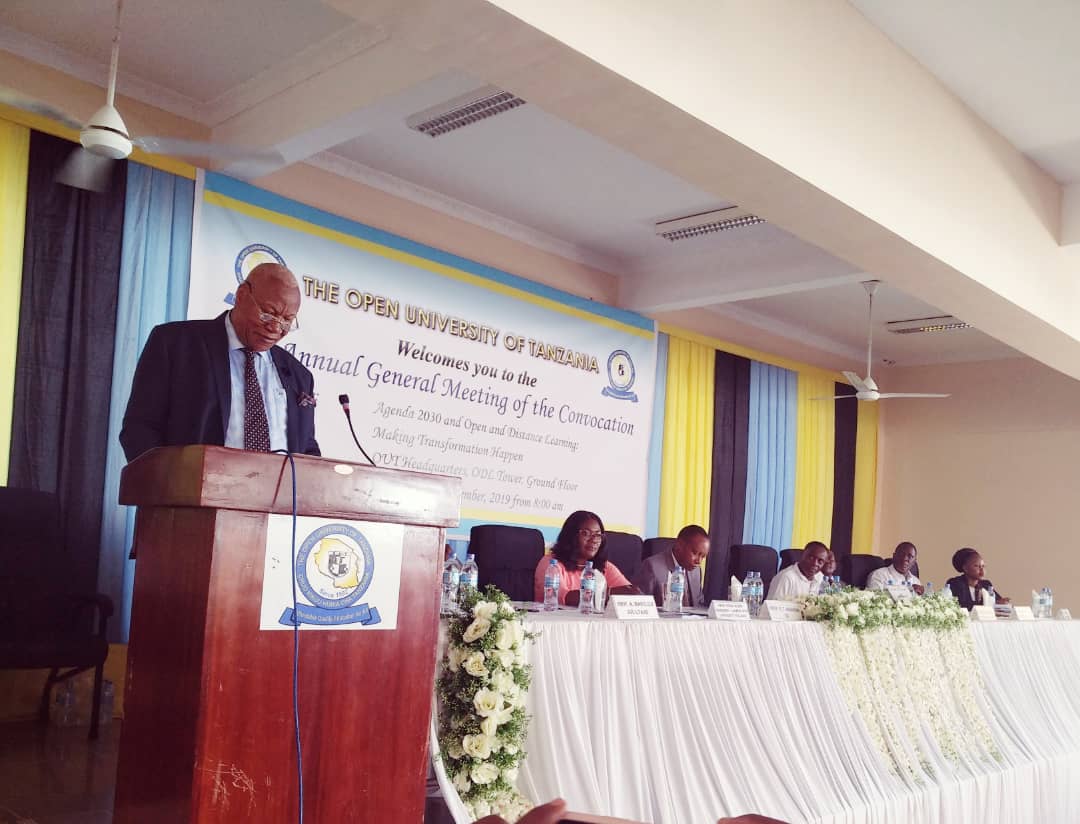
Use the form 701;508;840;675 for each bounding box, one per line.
338;394;376;466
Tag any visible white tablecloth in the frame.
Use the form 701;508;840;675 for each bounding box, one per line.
502;613;1080;823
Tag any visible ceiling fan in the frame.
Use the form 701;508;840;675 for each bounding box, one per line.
0;0;282;191
824;280;950;402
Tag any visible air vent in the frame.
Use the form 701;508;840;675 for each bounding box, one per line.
886;315;972;334
406;86;526;137
655;207;765;242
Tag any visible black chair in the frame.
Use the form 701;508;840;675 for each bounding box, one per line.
603;531;644;582
642;537;675;561
0;487;113;738
468;524;545;602
778;548;803;570
729;544;780;596
845;554;888;589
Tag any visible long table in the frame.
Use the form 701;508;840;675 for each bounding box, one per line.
434;613;1080;823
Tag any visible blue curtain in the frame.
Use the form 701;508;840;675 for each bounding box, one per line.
645;332;669;539
742;360;797;552
97;163;194;641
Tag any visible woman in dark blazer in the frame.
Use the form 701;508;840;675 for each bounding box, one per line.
946;547;1009;609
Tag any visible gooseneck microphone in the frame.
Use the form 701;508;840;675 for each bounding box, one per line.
338;394;376;466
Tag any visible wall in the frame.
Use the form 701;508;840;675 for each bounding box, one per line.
877;357;1080;611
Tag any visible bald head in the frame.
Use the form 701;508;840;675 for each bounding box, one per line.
232;263;301;351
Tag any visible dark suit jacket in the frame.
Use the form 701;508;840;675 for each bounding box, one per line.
631;551;704;608
120;313;320;462
946;575;1001;610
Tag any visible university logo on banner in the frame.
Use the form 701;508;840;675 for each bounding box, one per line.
260;516;404;631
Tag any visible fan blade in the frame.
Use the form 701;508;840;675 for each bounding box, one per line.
876;393;950;399
133;136;284;175
841;371;868;392
56;146;115;192
0;87;84;131
812;395;859;400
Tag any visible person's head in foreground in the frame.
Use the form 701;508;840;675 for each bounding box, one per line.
231;262;301;352
673;524;710;571
821;549;837;578
952;547;984;583
892;541;918;576
799;541;829;579
552;510;609;571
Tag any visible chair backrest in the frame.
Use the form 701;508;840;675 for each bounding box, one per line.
778;548;803;570
844;554;888;589
0;487;71;633
603;531;644;582
642;537;675;561
730;544;780;595
468;525;545;602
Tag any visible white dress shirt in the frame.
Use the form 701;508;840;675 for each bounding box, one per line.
767;564;822;600
865;564;921;591
224;313;288;452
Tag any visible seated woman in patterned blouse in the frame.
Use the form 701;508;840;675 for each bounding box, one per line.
532;509;639;606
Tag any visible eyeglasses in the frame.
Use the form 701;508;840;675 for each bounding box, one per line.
243;283;298;334
578;529;603;541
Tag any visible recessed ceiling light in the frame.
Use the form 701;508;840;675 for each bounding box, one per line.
655;207;765;242
406;86;526;138
886;315;972;334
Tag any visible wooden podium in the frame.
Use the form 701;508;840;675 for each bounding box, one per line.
113;446;461;823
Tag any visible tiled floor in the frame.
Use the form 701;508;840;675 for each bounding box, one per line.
0;721;119;824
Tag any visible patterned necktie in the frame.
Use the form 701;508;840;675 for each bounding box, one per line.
242;348;271;452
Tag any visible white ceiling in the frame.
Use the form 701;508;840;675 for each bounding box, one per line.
852;0;1080;183
0;0;1024;367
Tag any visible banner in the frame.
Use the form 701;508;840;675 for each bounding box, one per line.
191;174;657;540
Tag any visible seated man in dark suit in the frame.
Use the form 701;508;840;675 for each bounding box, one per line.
632;524;710;609
120;262;320;462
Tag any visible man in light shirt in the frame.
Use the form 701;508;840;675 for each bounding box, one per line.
866;541;923;594
767;541;828;600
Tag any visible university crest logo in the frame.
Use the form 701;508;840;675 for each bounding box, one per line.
601;349;638;403
278;523;382;627
225;243;287;305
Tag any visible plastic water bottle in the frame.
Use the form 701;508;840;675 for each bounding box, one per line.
742;571;754;612
98;680;115;728
458;553;478;603
1042;586;1053;619
666;565;686;613
924;582;934;596
579;561;597;614
51;680;77;727
441;554;462;613
983;585;996;608
751;571;763;617
543;558;560;611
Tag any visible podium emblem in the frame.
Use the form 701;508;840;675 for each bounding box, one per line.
279;523;382;627
601;349;638;402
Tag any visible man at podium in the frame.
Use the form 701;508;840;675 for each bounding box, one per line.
119;262;320;461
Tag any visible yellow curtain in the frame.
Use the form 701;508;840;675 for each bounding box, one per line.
851;400;879;554
791;373;835;547
0;119;29;483
658;335;714;537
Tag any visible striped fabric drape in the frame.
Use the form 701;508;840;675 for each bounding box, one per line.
0;119;29;483
97;162;195;640
791;372;836;548
645;332;670;540
658;335;714;537
831;384;858;560
742;361;797;551
852;399;879;554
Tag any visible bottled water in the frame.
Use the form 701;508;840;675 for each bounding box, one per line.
924;581;934;596
1042;586;1053;618
579;561;597;614
750;571;763;617
98;680;115;728
666;565;686;613
51;680;77;727
458;553;478;604
983;585;996;608
543;558;560;611
742;571;755;612
441;554;461;614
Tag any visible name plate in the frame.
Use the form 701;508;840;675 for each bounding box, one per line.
607;595;659;620
886;585;913;602
970;605;996;621
1058;608;1073;621
708;600;750;621
760;600;804;622
1011;605;1036;621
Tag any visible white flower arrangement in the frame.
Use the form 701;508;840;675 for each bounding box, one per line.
805;589;999;779
438;585;534;822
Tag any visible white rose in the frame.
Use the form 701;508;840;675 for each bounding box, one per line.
462;733;494;759
473;688;503;717
514;646;527;666
503;766;519;783
446;741;464;759
494;623;515;650
503;742;519;756
473;601;497;620
511;621;526;646
494;704;515;724
480;716;498;736
462;617;491;643
511;690;527;709
846;603;860;617
463;651;488;678
491;649;515;668
447;646;465;673
499;601;515;615
471;762;500;785
453;771;471;793
490;669;515;694
470;799;491;818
